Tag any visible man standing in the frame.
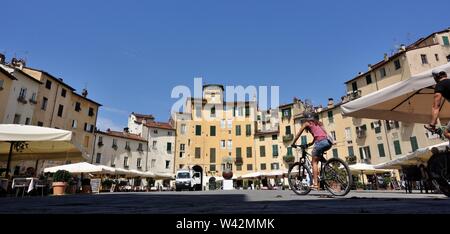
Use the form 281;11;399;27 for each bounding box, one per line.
426;69;449;131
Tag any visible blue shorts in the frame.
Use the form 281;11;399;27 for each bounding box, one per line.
311;139;332;158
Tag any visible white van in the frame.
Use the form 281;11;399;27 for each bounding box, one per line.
175;169;201;191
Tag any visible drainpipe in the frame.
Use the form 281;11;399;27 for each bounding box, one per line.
91;132;97;164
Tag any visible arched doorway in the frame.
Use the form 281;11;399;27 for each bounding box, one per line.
192;165;203;191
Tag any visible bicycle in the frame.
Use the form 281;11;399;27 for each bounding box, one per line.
287;144;353;196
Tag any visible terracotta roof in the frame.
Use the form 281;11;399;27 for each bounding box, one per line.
24;67;76;91
145;121;175;130
97;130;147;142
72;92;102;107
132;112;155;119
0;65;17;80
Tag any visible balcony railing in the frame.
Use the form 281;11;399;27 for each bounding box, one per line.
346;90;362;102
29;98;37;104
97;141;104;147
283;134;294;142
17;96;27;104
361;158;371;164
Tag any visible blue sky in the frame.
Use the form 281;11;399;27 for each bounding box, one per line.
1;0;450;131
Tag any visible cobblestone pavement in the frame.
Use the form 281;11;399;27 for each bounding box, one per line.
0;190;449;214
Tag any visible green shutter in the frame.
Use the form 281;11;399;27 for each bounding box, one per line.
332;149;338;158
287;147;293;156
301;136;307;145
272;145;278;157
210;148;216;163
377;144;386;157
236;125;241;136
348;146;354;156
210;126;216;136
410;136;419;152
286;126;291;135
246;124;251;136
394;140;402;155
443;36;450;46
246;147;252;158
260;146;266;157
195;125;201;136
236;147;242;157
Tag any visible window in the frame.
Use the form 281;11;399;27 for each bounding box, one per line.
210;125;216;136
137;143;143;152
271;163;279;170
236;147;242;158
75;102;81;112
348;146;354;157
167;142;172;152
260;163;266;170
330;131;337;141
165;160;170;169
245;106;250;117
247;164;253;171
235;125;241;136
111;155;116;167
272;135;277;140
25;118;30;125
345;127;352;141
41;97;48;110
13;114;20;124
37;121;43;126
137;158;142;168
443;36;449;46
84;123;94;133
152;141;157;149
246;147;252;158
332;148;338;158
210;148;216;163
220;140;225;149
0;79;3;89
245;124;252;136
98;136;103;145
151;159;156;168
421;54;428;64
180;143;185;151
180;124;186;134
30;93;37;103
301;136;307;145
227;140;232;150
359;146;371;159
378;144;386;157
195;147;201;158
210;106;216;117
259;136;265;141
220;120;225;129
227;119;232;128
125;141;130;150
287;147;293;156
61;89;66;97
195;125;201;136
18;88;27;99
88;107;94;117
124;157;129;168
168;131;172;136
259;146;266;157
95;153;101;164
236;165;242;171
435;54;440;61
112;139;118;148
282;108;291;118
410;136;419;152
327;111;334;123
272;145;279;157
210;165;216;172
394;59;401;70
394;140;402;155
153;130;158;134
285;126;291;135
45;80;52;89
70;120;77;128
365;75;372;85
380;67;386;78
351;82;357;92
195;105;202;118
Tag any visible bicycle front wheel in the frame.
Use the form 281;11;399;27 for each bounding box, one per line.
288;162;312;195
322;158;352;196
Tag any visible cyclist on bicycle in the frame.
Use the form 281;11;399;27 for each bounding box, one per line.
426;69;449;132
292;112;332;190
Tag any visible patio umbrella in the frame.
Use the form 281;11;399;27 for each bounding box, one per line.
341;62;450;124
349;163;392;189
0;124;81;178
43;162;115;174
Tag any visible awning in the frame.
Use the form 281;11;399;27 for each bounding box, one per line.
43;162;115;174
341;62;450;124
239;172;262;179
154;172;175;179
374;142;448;169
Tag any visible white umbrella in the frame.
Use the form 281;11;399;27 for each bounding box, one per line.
240;171;262;179
349;163;392;189
43;162;114;174
263;170;286;177
0;124;81;177
341;62;450;124
154;172;175;179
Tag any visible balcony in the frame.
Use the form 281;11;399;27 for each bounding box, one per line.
29;98;37;104
345;90;362;102
361;158;371;164
345;155;357;165
97;141;104;147
137;147;144;153
17;96;27;104
235;156;243;165
283;134;294;142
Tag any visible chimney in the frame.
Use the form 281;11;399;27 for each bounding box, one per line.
124;127;129;133
368;64;372;71
11;57;26;70
107;128;111;132
384;53;389;61
327;98;334;108
82;88;88;97
0;53;5;64
399;44;406;52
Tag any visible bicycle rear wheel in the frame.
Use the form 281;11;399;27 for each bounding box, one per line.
322;158;352;196
288;162;312;195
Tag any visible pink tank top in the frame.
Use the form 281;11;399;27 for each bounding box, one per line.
308;122;327;141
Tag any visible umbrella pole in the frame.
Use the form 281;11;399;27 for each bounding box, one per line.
5;142;14;178
361;170;365;190
34;160;39;177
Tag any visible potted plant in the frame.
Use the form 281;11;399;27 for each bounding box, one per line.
81;178;92;194
283;155;295;164
355;181;364;190
52;170;72;196
101;179;115;192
